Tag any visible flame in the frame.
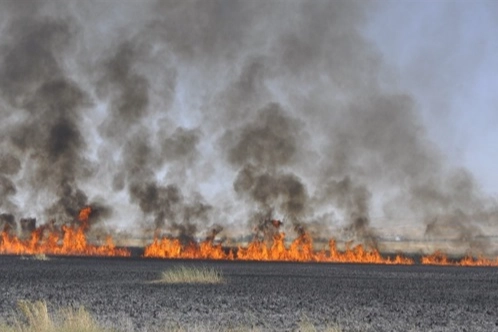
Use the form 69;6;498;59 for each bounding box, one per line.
78;206;92;222
144;238;234;260
2;210;498;265
421;250;451;265
144;231;415;264
78;206;92;229
0;207;130;257
421;251;498;267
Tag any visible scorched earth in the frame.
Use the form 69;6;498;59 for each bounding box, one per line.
0;256;497;332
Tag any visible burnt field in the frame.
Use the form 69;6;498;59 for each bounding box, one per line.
0;256;497;332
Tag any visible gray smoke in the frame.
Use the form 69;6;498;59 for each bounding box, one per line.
0;7;94;225
224;103;308;227
0;153;20;214
97;42;152;140
0;0;495;252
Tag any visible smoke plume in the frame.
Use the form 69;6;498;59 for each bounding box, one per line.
0;0;495;252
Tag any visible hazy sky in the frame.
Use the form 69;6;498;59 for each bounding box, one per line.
367;0;498;195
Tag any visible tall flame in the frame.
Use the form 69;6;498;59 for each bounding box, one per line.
0;207;130;257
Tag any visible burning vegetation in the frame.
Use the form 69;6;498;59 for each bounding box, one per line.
142;218;498;266
0;207;129;257
2;210;498;266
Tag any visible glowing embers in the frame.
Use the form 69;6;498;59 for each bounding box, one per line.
0;207;130;257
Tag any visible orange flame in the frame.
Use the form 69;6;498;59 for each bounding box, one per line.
78;206;92;222
421;251;498;267
3;210;498;265
144;231;415;264
78;206;92;231
0;207;130;257
144;238;234;260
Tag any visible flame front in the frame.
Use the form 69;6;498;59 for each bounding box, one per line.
0;207;130;257
144;231;415;264
421;251;498;267
143;230;498;266
2;212;498;265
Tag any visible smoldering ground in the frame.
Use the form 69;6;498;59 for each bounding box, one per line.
0;0;496;252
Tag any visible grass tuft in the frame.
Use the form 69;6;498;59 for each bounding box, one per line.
297;315;342;332
0;300;114;332
156;266;224;284
20;254;49;261
17;300;52;331
0;300;342;332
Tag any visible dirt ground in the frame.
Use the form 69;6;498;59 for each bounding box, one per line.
0;256;497;331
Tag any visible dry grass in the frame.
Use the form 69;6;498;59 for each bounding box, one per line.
155;321;342;332
160;324;262;332
155;266;224;284
0;300;342;332
0;300;114;332
297;316;342;332
20;254;49;261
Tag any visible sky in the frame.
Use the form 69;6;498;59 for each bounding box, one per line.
367;0;498;195
0;0;497;245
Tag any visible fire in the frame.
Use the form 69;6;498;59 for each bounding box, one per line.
78;206;92;222
421;250;451;265
328;239;414;265
78;206;92;227
457;255;498;267
144;230;415;264
142;222;495;266
0;207;130;257
144;237;233;260
2;212;498;265
421;251;498;267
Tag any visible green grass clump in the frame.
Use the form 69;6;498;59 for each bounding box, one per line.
157;266;224;284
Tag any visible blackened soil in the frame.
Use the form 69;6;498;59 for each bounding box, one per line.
0;256;497;331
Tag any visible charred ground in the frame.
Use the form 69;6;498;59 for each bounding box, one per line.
0;256;497;332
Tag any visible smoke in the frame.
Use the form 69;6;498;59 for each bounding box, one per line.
0;5;94;225
0;0;495;252
97;42;152;139
224;103;308;227
320;176;375;246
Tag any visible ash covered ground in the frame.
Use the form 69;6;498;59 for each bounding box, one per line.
0;256;497;332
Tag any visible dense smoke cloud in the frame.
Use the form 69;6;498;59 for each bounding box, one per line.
0;9;92;225
0;0;495;251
